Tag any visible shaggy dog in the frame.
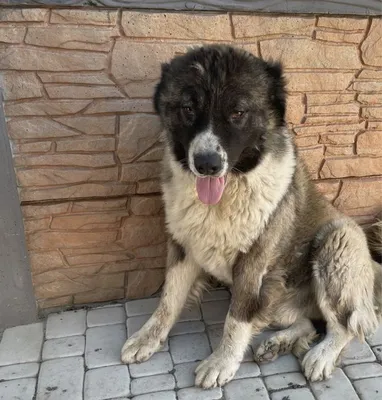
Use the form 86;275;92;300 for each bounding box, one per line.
121;45;382;389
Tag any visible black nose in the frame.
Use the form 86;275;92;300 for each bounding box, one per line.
194;153;222;175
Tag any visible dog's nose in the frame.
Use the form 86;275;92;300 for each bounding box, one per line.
194;153;222;175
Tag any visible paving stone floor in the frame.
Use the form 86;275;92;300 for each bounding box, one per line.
0;288;381;400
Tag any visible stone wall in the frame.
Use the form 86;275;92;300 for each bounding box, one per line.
0;8;381;309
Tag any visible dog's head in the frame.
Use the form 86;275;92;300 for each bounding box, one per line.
154;45;287;205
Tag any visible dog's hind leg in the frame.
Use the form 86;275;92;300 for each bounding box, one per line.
302;219;378;382
254;318;317;363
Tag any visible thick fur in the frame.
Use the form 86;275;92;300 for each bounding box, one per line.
121;45;382;388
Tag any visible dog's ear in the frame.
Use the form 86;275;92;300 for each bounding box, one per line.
154;63;170;114
265;61;286;126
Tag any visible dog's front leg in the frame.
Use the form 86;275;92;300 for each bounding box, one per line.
195;251;276;389
121;239;200;364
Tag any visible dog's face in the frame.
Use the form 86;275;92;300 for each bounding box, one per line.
154;45;286;204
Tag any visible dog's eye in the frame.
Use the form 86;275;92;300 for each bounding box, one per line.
231;111;245;121
182;106;193;114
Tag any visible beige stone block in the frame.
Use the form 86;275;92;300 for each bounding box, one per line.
16;167;118;187
362;107;382;119
71;198;127;213
314;180;341;202
122;11;231;40
261;38;360;69
125;80;157;98
46;84;123;99
137;179;161;194
286;94;304;124
294;135;319;147
121;216;165;249
0;26;26;44
22;203;69;218
74;288;124;305
0;46;107;71
56;138;115;152
361;19;382;67
320;156;382;179
0;9;48;22
286;72;354;92
315;30;363;44
299;146;324;179
5;100;91;117
84;99;153;114
29;251;66;275
352;81;382;92
307;93;355;105
118;114;162;163
232;15;314;38
294;122;364;136
320;133;355;145
317;17;368;31
358;94;382;105
131;196;163;216
357;69;382;80
25;26;117;51
102;257;165;273
133;243;167;258
126;269;165;299
20;182;135;202
357;131;382;156
54;116;116;136
137;146;164;162
66;251;134;267
23;218;50;234
12;141;52;154
38;296;73;309
61;244;128;257
50;9;117;25
121;162;161;182
29;231;118;250
334;178;382;216
325;145;354;156
304;115;359;125
38;71;114;85
111;40;190;82
369;121;382;130
7;118;80;140
51;214;123;230
308;103;359;115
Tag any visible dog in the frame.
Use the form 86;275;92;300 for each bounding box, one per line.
121;45;382;388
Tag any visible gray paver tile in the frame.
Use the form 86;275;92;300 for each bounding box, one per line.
170;321;205;336
367;324;382;346
36;356;84;400
87;305;125;327
202;289;230;302
310;368;359;400
264;372;306;391
233;362;261;380
0;323;43;366
341;338;376;365
201;300;229;325
0;378;36;400
344;362;382;380
85;324;126;368
225;378;269;400
46;310;86;339
174;361;199;388
131;373;175;396
133;391;176;400
271;388;315;400
178;387;223;400
126;298;160;317
42;335;85;360
353;377;382;400
259;354;301;376
373;345;382;361
129;352;173;378
170;333;211;364
179;305;202;322
0;362;39;381
84;365;130;400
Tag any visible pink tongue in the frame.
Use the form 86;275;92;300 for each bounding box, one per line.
196;177;225;205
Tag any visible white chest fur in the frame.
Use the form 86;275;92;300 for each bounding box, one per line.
162;140;295;284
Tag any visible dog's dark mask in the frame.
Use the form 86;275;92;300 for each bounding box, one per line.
154;45;287;204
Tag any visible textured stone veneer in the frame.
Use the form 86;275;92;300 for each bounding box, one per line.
0;8;381;309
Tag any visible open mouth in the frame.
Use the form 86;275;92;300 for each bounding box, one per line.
195;176;227;205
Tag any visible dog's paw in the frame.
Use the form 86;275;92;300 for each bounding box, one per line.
121;331;164;364
254;334;292;363
302;345;336;382
195;353;240;389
